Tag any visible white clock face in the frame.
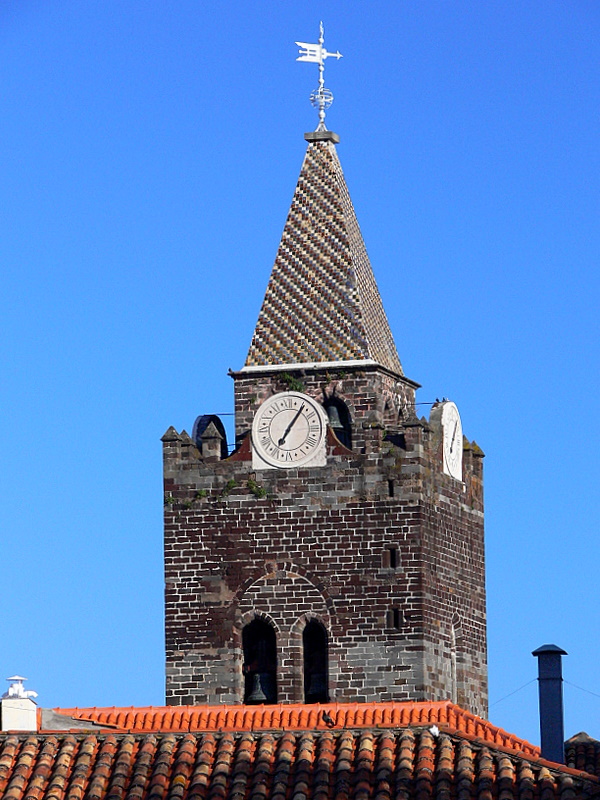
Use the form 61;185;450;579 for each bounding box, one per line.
252;392;327;469
442;402;463;481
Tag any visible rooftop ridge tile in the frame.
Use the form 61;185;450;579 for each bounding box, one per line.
45;701;588;772
49;702;538;754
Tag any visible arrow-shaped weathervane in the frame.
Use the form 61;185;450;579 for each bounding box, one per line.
296;22;342;131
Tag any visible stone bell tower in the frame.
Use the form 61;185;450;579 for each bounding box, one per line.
163;128;487;715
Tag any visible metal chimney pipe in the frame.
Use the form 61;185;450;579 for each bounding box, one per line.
532;644;567;764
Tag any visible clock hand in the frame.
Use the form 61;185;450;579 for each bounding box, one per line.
278;403;305;446
450;421;458;453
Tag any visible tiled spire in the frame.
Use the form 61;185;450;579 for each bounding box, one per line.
244;132;403;376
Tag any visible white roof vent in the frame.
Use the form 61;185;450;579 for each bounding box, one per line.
1;675;38;731
3;676;38;700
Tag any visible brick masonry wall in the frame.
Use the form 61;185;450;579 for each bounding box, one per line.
232;366;416;454
163;366;487;717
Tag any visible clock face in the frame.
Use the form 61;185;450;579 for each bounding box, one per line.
441;402;463;481
252;391;327;469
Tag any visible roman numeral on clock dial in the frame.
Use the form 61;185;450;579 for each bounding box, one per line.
252;391;327;469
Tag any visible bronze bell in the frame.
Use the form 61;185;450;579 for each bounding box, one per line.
306;671;328;702
246;672;268;704
326;405;343;429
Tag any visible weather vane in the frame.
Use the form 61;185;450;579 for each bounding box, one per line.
296;22;342;131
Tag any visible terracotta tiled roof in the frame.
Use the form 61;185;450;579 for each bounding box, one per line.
245;136;403;376
46;702;534;749
1;704;598;800
566;732;600;777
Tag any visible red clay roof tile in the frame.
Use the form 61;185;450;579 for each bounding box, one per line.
0;703;593;800
566;733;600;777
47;702;540;758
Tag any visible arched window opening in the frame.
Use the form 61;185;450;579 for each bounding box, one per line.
324;398;352;449
243;619;277;704
192;414;229;460
303;620;329;703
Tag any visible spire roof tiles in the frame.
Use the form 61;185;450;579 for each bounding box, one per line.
245;137;403;376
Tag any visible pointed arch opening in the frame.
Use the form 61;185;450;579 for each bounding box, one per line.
324;397;352;449
242;619;277;704
303;620;329;703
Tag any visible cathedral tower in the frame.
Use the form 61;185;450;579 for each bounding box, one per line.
163;127;486;716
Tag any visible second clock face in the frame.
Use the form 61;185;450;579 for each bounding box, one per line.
442;401;463;481
252;391;327;469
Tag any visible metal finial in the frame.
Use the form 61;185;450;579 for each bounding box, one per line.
296;22;342;131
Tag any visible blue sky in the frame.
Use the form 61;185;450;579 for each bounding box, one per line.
1;1;599;746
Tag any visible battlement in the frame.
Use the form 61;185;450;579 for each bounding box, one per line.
162;385;484;514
